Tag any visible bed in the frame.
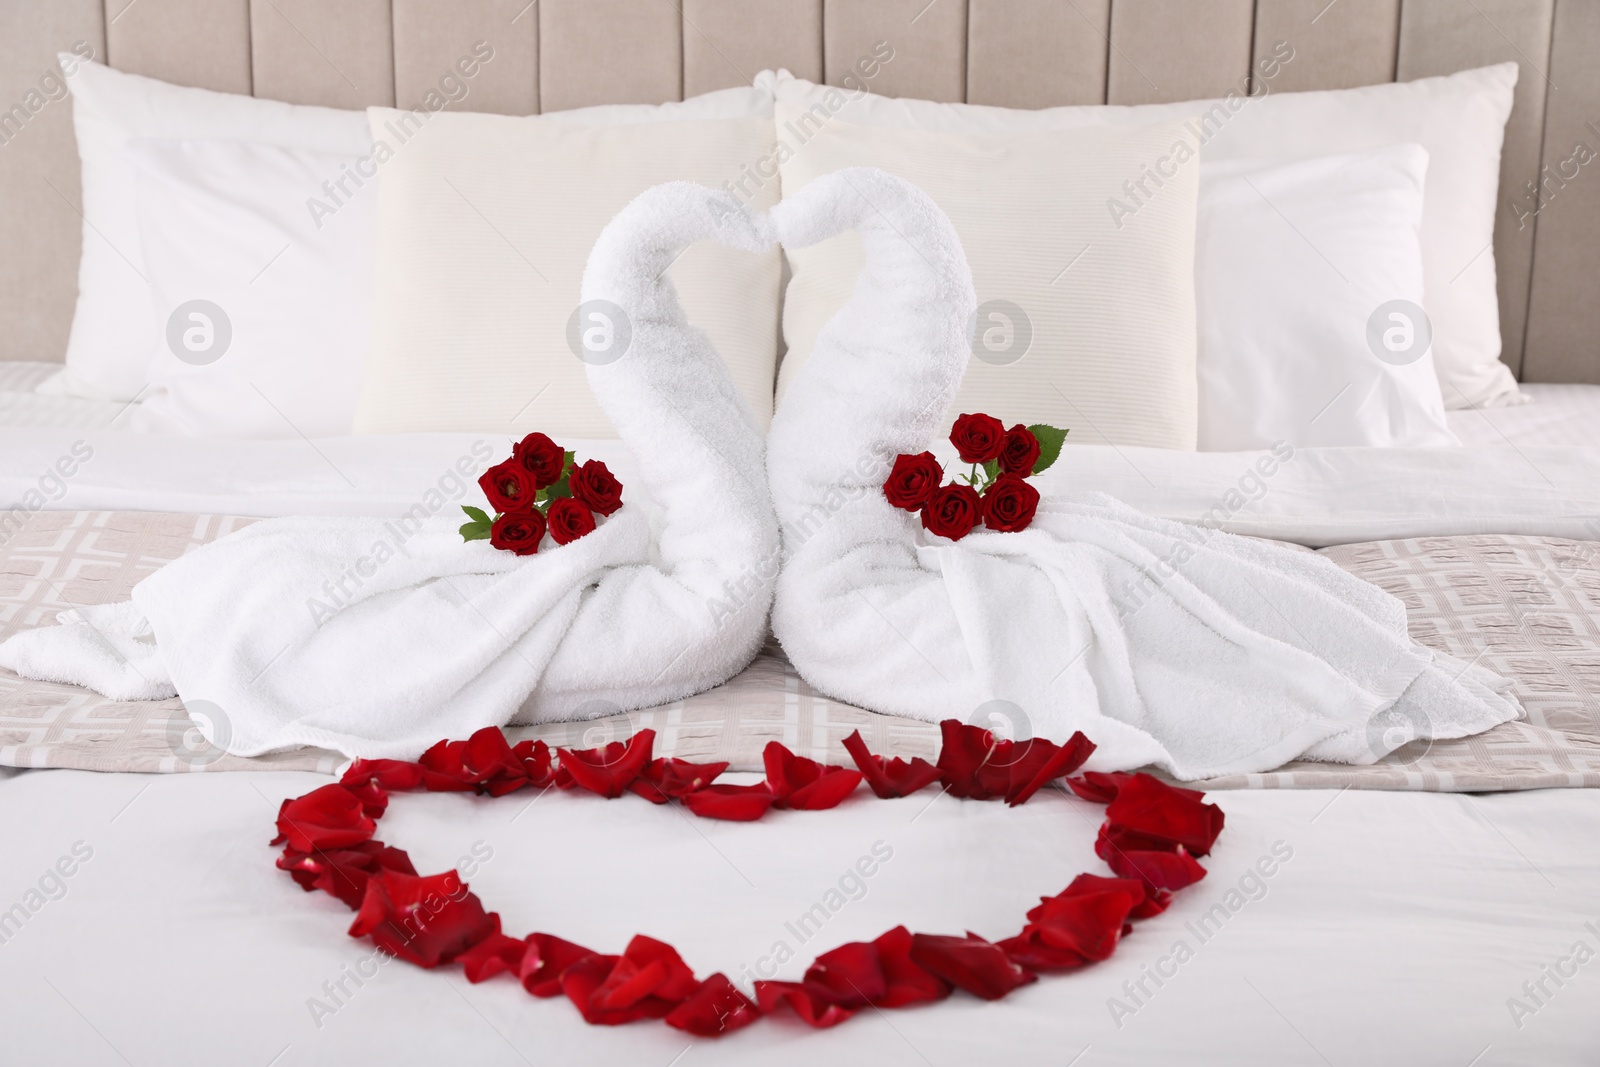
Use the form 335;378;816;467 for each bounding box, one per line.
4;1;1600;1064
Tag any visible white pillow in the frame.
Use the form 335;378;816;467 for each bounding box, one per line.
352;88;782;439
51;58;371;402
773;110;1202;451
1197;145;1457;450
763;64;1522;411
122;139;374;439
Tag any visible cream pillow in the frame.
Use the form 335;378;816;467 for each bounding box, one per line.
353;89;780;438
774;106;1200;450
764;64;1521;411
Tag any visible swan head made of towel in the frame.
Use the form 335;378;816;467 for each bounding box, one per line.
0;180;787;761
761;169;1522;781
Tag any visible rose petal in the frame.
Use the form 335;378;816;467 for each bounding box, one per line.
803;941;885;1008
681;783;776;822
754;980;857;1028
591;935;699;1011
664;973;762;1037
558;730;655;798
341;758;423;793
935;719;1003;800
348;869;496;968
628;757;729;804
455;918;529;983
908;932;1037;1000
762;742;861;810
872;926;951;1007
1005;732;1096;806
1105;772;1225;856
276;784;377;852
1064;771;1135;804
1096;826;1209;893
277;840;416;910
841;730;943;799
519;933;598;998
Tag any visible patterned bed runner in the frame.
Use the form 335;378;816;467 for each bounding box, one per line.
0;511;1595;791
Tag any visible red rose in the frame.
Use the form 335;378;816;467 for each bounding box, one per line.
999;425;1041;474
547;497;597;545
479;460;537;513
950;413;1006;463
490;509;545;555
981;475;1040;533
513;432;566;489
882;452;943;511
569;460;624;516
919;483;982;541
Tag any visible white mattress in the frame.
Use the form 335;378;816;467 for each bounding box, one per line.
1449;383;1600;449
1;766;1595;1064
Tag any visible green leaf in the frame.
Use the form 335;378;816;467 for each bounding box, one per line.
563;450;575;474
1028;424;1069;475
460;504;491;525
982;459;1000;487
544;474;573;501
459;520;492;542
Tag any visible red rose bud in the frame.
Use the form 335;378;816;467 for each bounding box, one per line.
950;412;1007;463
920;483;983;541
547;497;597;545
569;459;624;516
882;451;944;511
489;509;544;555
478;460;537;513
981;474;1040;533
999;424;1042;474
513;432;566;489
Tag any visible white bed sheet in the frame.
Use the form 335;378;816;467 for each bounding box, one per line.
1449;383;1600;449
4;424;1597;547
0;767;1594;1065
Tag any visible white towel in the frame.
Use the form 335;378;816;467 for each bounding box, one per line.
0;182;780;760
766;168;1522;781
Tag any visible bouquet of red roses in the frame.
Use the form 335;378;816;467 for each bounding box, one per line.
883;414;1067;541
461;433;624;556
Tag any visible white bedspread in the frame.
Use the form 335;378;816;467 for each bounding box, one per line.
0;426;1595;548
1;766;1594;1065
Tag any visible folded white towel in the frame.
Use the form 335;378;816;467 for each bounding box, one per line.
766;168;1522;780
0;182;780;760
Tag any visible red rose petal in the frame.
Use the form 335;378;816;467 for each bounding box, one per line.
591;935;699;1011
348;869;496;968
681;782;777;822
908;932;1037;1000
1021;885;1137;962
754;980;857;1028
455;918;530;983
417;739;479;792
1105;772;1225;856
277;840;416;910
872;926;951;1007
1096;825;1209;892
841;730;943;799
510;738;557;789
520;933;598;998
276;784;377;852
762;742;862;810
1064;771;1135;804
558;729;655;798
341;758;423;792
935;719;1003;800
1005;732;1096;806
628;757;729;804
664;973;762;1037
803;941;886;1008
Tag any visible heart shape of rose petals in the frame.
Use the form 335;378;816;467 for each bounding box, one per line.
272;722;1224;1036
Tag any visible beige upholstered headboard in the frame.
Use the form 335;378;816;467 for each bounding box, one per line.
1;0;1595;383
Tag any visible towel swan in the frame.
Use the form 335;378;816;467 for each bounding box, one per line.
766;168;1521;781
0;182;780;760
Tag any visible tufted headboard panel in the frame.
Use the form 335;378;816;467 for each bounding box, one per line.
0;0;1595;383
